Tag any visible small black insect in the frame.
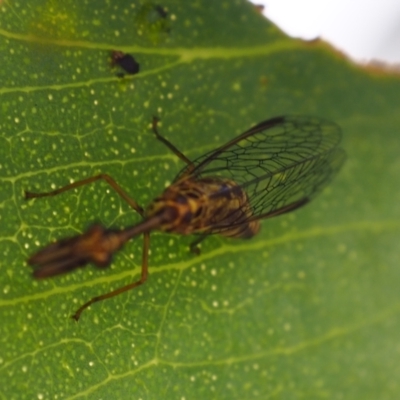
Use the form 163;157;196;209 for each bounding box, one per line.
26;116;345;320
110;51;140;77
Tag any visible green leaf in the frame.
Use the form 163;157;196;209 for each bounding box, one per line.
1;1;400;398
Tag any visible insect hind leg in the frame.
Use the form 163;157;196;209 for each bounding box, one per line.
71;231;150;321
25;173;144;216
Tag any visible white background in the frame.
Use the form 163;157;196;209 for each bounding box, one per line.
251;0;400;63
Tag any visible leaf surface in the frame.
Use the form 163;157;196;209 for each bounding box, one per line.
1;1;400;399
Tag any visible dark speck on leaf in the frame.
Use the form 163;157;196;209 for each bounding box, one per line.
155;5;168;19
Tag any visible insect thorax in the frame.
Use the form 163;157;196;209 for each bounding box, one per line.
145;176;260;238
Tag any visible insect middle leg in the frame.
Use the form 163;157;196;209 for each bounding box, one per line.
189;235;208;255
71;230;151;321
25;173;144;216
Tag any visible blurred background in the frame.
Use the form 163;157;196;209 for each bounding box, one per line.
250;0;400;63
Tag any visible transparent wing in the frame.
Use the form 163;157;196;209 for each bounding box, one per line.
175;115;346;220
